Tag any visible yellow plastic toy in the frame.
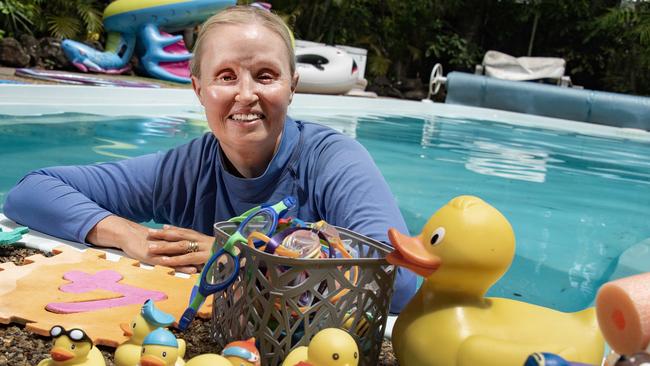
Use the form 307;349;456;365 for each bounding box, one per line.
139;328;231;366
115;299;186;366
282;328;359;366
37;325;106;366
386;195;605;366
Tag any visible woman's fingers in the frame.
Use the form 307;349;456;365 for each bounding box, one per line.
155;251;209;268
147;228;187;242
148;240;193;255
173;265;199;274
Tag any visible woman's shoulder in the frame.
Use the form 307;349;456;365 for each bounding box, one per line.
294;120;370;166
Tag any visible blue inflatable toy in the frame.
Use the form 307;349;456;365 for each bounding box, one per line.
61;0;235;83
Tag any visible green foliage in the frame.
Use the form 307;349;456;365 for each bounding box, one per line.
0;0;38;37
273;0;650;95
273;0;474;79
0;0;102;40
37;0;103;39
426;34;482;70
1;0;648;95
588;2;650;94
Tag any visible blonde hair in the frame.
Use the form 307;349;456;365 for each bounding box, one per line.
190;5;295;78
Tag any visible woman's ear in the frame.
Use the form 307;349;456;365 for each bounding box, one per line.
191;76;204;106
289;72;299;103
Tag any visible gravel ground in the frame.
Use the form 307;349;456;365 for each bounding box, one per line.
0;246;398;365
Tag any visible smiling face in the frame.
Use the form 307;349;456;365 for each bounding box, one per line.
191;23;298;168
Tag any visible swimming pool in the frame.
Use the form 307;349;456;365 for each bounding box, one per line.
1;85;649;312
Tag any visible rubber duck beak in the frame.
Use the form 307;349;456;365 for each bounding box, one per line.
140;355;166;366
51;347;75;362
120;323;133;337
386;228;441;277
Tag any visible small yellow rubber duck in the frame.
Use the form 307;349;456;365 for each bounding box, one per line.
387;195;604;366
282;328;359;366
115;299;186;366
37;325;106;366
139;328;231;366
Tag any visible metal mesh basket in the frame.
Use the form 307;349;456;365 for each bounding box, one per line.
211;221;396;366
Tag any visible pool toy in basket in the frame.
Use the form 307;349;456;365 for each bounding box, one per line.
282;328;359;366
178;196;296;331
38;325;106;366
596;272;650;356
61;0;235;83
386;195;604;366
115;299;185;366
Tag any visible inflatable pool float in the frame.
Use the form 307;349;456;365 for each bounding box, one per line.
295;46;359;95
61;0;235;83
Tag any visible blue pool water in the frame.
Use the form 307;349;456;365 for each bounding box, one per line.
1;111;649;312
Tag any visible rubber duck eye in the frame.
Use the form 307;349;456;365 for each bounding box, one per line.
142;348;146;354
132;322;136;328
162;351;167;357
354;351;358;359
332;353;339;360
429;227;445;246
71;344;75;350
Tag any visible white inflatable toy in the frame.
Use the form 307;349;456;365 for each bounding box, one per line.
296;46;359;95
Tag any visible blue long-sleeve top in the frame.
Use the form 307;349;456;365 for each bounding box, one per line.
4;118;416;312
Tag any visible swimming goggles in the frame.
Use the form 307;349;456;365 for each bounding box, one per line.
50;325;93;346
178;196;296;331
247;220;359;314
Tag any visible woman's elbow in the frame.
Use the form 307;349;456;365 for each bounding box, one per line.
3;172;46;222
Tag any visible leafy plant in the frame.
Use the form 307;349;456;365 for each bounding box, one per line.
589;2;650;94
0;0;38;37
32;0;103;40
426;33;482;70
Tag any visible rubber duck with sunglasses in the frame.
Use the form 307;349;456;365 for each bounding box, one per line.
37;325;106;366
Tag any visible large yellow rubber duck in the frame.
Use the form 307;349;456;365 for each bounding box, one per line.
115;299;186;366
282;328;359;366
386;195;605;366
139;328;231;366
37;326;106;366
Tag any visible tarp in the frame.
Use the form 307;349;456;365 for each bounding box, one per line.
481;50;566;81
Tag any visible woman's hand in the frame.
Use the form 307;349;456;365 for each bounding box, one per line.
145;225;213;274
87;216;213;274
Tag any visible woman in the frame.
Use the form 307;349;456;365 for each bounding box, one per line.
4;6;415;313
